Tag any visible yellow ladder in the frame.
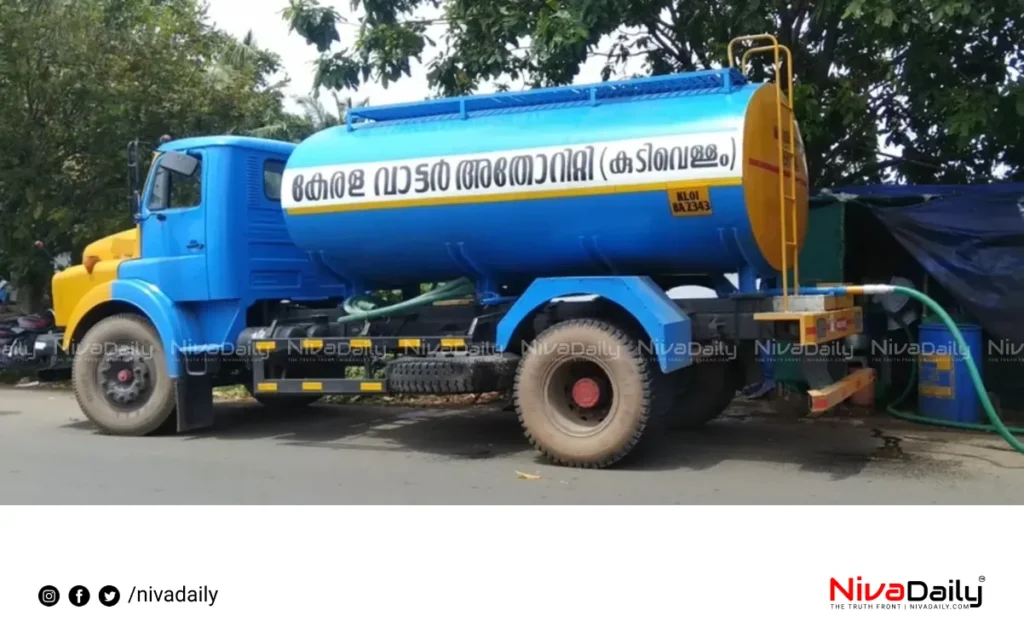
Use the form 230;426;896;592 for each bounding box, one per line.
727;34;800;311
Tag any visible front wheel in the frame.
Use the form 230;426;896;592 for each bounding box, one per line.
513;319;665;468
72;314;176;436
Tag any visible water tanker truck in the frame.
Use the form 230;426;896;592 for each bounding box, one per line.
49;35;873;468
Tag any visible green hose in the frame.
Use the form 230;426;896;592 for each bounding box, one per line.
877;286;1024;454
332;280;1024;453
336;277;476;324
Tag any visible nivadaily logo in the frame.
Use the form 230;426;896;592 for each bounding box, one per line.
830;576;984;610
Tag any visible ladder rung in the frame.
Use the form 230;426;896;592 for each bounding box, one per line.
776;80;797;278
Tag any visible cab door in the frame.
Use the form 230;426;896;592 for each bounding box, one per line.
131;150;210;302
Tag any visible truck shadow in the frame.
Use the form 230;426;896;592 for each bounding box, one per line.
62;398;947;481
200;401;532;461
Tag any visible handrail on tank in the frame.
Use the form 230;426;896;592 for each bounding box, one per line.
727;34;778;71
345;69;746;128
727;34;800;311
740;45;794;103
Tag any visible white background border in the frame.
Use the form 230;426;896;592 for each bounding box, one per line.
3;505;1017;632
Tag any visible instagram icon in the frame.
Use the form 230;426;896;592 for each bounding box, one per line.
38;585;60;607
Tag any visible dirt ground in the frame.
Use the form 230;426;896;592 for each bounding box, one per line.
1;385;1022;504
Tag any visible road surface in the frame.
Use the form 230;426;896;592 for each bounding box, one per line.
1;386;1022;503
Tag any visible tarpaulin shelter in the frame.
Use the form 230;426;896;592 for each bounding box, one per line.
817;183;1024;346
794;183;1024;410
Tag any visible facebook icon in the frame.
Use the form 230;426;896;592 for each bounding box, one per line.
69;585;91;607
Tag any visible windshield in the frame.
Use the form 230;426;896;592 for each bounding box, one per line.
147;152;203;211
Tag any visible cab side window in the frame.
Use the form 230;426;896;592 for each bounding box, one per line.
264;160;285;202
148;155;203;211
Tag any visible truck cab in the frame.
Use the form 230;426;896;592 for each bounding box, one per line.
51;136;346;435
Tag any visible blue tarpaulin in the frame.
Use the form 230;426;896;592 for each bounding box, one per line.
822;183;1024;345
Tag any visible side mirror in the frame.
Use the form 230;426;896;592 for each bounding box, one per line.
160;151;199;177
130;191;142;221
127;139;143;221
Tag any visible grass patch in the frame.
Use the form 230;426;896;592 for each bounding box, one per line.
213;384;252;401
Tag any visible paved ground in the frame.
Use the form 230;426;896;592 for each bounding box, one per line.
1;386;1022;504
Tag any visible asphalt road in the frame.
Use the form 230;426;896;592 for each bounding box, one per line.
1;386;1022;504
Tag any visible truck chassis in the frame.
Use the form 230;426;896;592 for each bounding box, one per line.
69;285;869;469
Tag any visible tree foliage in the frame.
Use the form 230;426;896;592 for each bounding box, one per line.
285;0;1024;187
250;90;370;140
0;0;295;306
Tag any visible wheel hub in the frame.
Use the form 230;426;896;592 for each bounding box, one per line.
545;359;615;436
571;377;601;409
97;344;152;407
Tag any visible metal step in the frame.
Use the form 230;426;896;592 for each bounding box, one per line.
256;379;386;395
767;295;852;312
807;367;876;415
753;304;863;345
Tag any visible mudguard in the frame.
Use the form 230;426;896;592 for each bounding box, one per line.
495;276;693;373
63;279;201;379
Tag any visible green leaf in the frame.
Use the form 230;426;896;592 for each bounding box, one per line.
0;0;302;299
265;0;1024;190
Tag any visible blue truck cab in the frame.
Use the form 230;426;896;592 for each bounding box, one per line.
51;136;349;434
50;36;872;468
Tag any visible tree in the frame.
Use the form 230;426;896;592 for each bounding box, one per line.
249;90;370;140
0;0;294;308
284;0;1024;187
297;92;371;131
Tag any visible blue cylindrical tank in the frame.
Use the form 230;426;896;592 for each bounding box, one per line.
281;69;809;291
917;322;983;424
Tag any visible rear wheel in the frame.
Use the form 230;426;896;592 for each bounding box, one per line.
514;319;665;468
72;314;176;436
659;359;736;430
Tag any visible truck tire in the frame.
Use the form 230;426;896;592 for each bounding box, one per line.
660;359;736;430
72;314;176;436
387;354;518;394
513;319;667;468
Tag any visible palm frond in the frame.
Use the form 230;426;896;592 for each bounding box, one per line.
247;122;294;139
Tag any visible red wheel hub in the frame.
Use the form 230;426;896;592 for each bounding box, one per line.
117;369;132;383
571;377;601;409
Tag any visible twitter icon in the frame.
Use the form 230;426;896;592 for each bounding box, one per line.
99;585;120;607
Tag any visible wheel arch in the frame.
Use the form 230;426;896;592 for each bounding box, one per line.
66;299;146;350
64;279;198;378
496;276;693;373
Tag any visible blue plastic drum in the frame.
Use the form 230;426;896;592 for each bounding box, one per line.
917;322;983;424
